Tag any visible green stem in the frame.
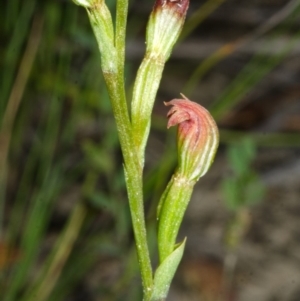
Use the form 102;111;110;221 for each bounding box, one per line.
115;0;128;81
104;72;153;299
86;1;153;298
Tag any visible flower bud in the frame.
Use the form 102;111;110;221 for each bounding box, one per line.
146;0;189;60
165;95;219;181
157;95;219;263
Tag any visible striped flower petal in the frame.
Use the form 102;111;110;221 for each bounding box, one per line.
165;94;219;181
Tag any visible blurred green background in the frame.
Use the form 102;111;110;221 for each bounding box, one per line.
1;0;300;300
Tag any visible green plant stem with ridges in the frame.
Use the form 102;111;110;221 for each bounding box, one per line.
115;0;128;81
104;71;153;299
87;1;153;299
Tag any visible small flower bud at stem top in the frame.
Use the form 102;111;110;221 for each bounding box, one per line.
147;0;189;60
165;95;219;181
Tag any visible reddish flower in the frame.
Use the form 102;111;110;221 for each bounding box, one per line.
165;95;219;181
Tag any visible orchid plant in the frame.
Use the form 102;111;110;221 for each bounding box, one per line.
72;0;219;300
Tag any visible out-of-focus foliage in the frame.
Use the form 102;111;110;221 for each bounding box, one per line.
1;0;139;300
222;139;265;211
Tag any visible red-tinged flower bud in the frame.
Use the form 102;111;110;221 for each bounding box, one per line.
165;95;219;181
146;0;189;60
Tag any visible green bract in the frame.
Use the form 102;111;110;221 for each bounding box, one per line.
131;0;190;166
